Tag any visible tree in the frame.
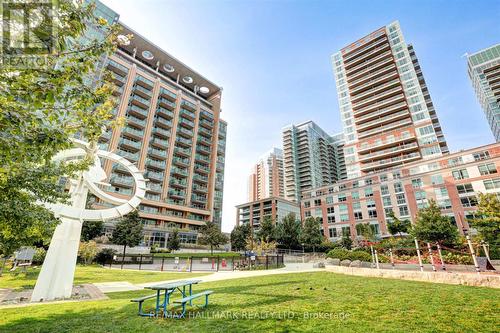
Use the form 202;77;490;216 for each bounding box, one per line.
230;224;251;252
299;217;323;252
411;200;459;246
257;216;276;242
167;229;181;252
111;210;143;268
387;211;411;237
276;213;301;250
78;241;98;265
468;193;500;257
198;221;228;254
0;1;121;264
355;223;376;242
339;236;353;250
81;220;104;242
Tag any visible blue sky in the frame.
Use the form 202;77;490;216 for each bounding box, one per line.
102;0;500;232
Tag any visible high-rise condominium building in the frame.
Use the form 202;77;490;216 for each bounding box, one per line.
467;44;500;142
332;21;448;179
282;121;346;202
248;148;285;201
96;21;226;248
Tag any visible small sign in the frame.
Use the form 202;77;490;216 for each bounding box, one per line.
250;256;256;261
174;257;179;264
202;257;209;263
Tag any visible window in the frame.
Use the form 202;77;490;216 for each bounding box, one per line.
304;201;311;208
478;163;497;175
460;196;478;207
434;187;449;198
381;185;390;196
431;174;444;185
418;125;434;136
329;228;337;238
328;216;336;224
380;174;388;182
384;207;393;216
383;197;392;206
338;194;347;202
305;211;311;217
456;183;474;194
394;182;403;193
326;196;333;204
484;178;500;190
473;151;490;161
412;178;423;189
327;207;335;214
399;205;409;216
368;210;377;218
366;200;376;208
452;169;469;180
396;194;406;205
340;214;349;222
393;171;401;179
314;199;321;206
438;199;452;209
364;188;373;197
341;226;351;237
351;191;359;200
354;212;363;220
352;181;359;188
365;179;373;185
339;184;347;190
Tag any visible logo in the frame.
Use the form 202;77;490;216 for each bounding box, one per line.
1;0;57;68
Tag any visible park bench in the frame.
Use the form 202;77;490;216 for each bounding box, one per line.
169;290;213;318
131;290;174;317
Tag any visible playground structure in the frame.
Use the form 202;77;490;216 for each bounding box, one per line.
31;140;145;302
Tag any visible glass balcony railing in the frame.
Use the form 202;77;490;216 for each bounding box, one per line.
122;127;144;138
174;147;191;156
119;138;141;150
152;127;170;137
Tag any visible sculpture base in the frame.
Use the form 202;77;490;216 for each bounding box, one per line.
31;218;83;302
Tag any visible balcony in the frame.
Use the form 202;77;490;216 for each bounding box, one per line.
358;118;413;139
195;154;210;164
198;126;212;137
177;127;193;138
193;174;208;183
133;84;152;99
359;142;420;163
194;164;210;174
112;85;124;96
191;194;207;203
166;198;186;206
155;116;172;129
356;110;411;132
181;100;196;111
171;167;188;177
130;94;150;109
348;63;397;88
180;108;196;120
117;150;139;162
199;118;214;129
360;153;421;172
350;78;401;103
168;189;186;198
135;76;154;89
178;118;195;129
200;110;214;120
174;147;191;157
146;158;166;170
128;105;148;118
146;182;162;193
152;127;170;138
355;101;407;124
160;88;177;101
346;56;394;83
150;137;169;148
110;174;134;187
345;50;393;76
358;133;417;154
353;93;406;116
122;127;144;139
99;131;112;141
170;177;187;188
197;145;211;155
176;136;192;147
344;42;391;69
126;115;147;128
343;35;388;63
192;184;208;193
118;138;141;151
148;147;167;159
172;156;190;167
158;97;176;110
145;171;165;182
156;106;174;119
197;136;212;146
107;59;128;76
352;86;403;110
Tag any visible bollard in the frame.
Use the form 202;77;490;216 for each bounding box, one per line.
427;243;436;272
139;255;143;270
374;250;380;269
414;238;424;272
481;241;491;261
436;244;446;271
161;257;164;272
389;248;395;269
466;235;481;274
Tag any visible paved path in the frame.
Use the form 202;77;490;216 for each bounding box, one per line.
94;264;323;293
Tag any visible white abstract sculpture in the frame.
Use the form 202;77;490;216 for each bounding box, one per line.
31;139;146;302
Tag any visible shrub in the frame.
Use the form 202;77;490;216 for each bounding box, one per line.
442;253;473;265
32;248;46;265
348;251;372;262
95;248;117;265
78;241;98;265
327;248;350;260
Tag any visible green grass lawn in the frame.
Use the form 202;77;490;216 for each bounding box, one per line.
0;271;498;333
0;265;210;290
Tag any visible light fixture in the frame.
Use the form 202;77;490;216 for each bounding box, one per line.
182;76;193;84
163;64;174;72
142;50;154;60
199;86;210;94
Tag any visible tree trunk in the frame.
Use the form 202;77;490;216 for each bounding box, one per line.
210;245;213;255
0;257;6;277
121;245;127;269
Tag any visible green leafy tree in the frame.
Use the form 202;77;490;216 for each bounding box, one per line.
387;211;411;237
355;223;376;242
257;216;276;242
468;193;500;258
198;221;228;254
276;213;301;249
339;235;353;250
78;241;98;265
411;200;459;246
0;1;120;266
167;229;181;252
111;210;144;267
81;220;104;242
230;224;251;252
299;217;323;251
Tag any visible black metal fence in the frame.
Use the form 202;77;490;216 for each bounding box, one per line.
108;254;284;272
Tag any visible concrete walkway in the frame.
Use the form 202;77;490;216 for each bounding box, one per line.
94;263;323;293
